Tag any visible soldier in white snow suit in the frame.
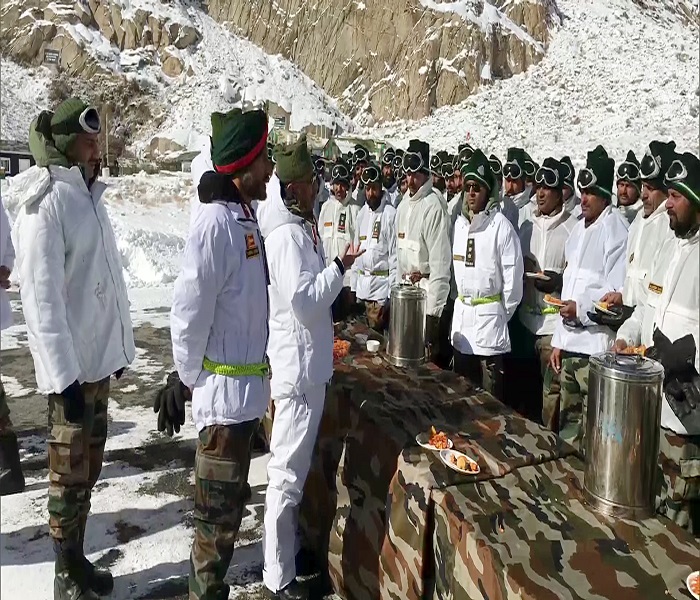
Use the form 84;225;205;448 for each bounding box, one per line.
488;153;520;232
450;149;524;402
395;139;452;365
351;162;397;331
614;150;644;225
602;141;676;309
560;156;582;219
162;108;273;600
429;150;451;213
518;158;579;428
616;151;700;533
503;147;535;227
381;149;401;208
550;146;629;451
350;144;370;206
259;136;363;599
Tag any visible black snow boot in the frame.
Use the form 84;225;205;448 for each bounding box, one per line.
0;431;25;496
78;515;114;596
53;539;100;600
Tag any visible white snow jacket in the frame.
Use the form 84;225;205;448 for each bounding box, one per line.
622;202;671;307
552;205;629;356
564;192;583;220
0;199;15;331
499;194;520;233
395;180;452;317
386;183;400;209
352;195;397;303
451;209;523;356
615;198;643;225
518;208;578;336
190;144;214;226
259;184;344;400
508;186;535;228
11;165;135;393
319;192;359;287
618;230;699;434
171;182;270;432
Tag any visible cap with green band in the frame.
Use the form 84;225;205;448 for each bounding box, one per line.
665;152;700;208
461;148;495;192
210;108;268;175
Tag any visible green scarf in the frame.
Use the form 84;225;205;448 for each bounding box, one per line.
28;110;74;169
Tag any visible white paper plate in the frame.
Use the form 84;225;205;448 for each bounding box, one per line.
440;449;480;475
543;297;566;308
594;302;616;316
416;431;453;451
687;571;699;600
525;272;551;280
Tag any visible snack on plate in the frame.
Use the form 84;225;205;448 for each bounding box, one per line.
620;344;647;356
449;452;478;472
690;572;699;597
333;338;351;362
429;426;449;450
597;301;610;310
543;294;565;307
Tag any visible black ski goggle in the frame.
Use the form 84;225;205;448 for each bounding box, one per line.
535;166;559;188
441;162;455;178
640;152;661;179
524;161;537;177
617;161;640;182
382;153;395;166
577;168;597;190
331;164;350;181
430;154;442;172
665;159;688;182
352;147;369;165
360;165;381;185
560;162;574;181
489;158;502;176
402;152;425;174
458;146;474;163
503;162;523;181
393;155;403;169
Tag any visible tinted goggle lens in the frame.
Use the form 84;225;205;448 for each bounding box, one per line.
503;162;523;180
360;166;380;184
640;153;660;179
665;159;687;182
617;162;640;181
577;168;596;189
332;165;349;180
535;167;559;188
403;152;424;173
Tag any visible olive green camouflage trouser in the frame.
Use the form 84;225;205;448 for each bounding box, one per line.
559;352;589;452
656;427;700;535
189;420;259;600
0;377;14;435
537;335;562;431
453;351;505;403
47;378;110;542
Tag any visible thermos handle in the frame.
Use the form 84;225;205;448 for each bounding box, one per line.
609;353;644;367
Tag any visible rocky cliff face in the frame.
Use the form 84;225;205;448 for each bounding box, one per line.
204;0;559;123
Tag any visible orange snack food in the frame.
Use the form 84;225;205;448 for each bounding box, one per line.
449;453;478;472
619;345;647;356
543;294;565;307
428;426;449;450
690;573;699;596
333;338;351;362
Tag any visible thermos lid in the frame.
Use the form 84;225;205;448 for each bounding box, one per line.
391;283;427;300
589;352;664;383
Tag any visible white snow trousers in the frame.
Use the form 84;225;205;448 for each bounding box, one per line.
262;383;326;592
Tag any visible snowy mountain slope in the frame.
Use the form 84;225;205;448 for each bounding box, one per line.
372;0;700;167
0;60;51;142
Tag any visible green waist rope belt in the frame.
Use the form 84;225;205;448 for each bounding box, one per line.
526;305;559;315
203;357;269;377
458;293;502;306
357;269;390;276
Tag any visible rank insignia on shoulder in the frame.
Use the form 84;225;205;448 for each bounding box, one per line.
648;282;663;294
245;233;260;259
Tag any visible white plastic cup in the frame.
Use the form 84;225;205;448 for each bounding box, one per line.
366;340;380;353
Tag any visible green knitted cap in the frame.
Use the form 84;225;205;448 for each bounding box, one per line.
210;108;268;174
274;134;314;184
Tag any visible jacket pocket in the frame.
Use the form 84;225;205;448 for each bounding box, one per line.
474;303;507;350
398;239;421;272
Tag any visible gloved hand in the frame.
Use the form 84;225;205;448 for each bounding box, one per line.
646;330;696;375
153;371;190;437
533;270;563;294
586;304;634;331
114;368;125;380
61;381;85;424
425;315;441;363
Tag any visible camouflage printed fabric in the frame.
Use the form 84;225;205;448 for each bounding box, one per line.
189;419;259;600
537;335;561;431
430;457;699;599
656;426;700;535
559;353;589;452
0;377;13;434
47;378;110;542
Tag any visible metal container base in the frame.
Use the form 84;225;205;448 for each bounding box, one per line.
385;353;425;369
582;488;654;520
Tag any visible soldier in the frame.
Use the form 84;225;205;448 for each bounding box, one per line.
615;150;644;225
380;149;400;207
351;162;397;332
350;144;370;206
395;139;452;366
259;135;363;598
523;152;538;200
518;158;578;427
0;197;24;496
616;152;700;532
549;146;628;450
489;153;519;232
429;150;451;212
503;147;534;227
157;108;273;600
12;99;134;599
450;149;523;402
560;156;582;219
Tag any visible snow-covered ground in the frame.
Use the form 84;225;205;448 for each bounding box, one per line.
374;0;700;167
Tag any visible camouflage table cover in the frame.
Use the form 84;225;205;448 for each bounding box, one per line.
428;457;699;600
298;324;577;600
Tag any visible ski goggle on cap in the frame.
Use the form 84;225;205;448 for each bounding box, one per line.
382;152;395;166
617;161;640;181
503;161;523;181
534;166;559;188
640;151;661;179
78;106;101;134
577;168;598;190
402;151;425;174
352;147;370;165
360;165;381;185
331;164;350;182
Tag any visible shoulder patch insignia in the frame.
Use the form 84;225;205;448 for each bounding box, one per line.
398;232;406;239
372;221;381;240
338;212;347;234
648;282;663;294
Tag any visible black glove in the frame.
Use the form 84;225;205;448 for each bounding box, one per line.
586;304;634;331
533;270;563;294
153;371;189;437
425;315;441;363
114;368;125;380
61;380;85;424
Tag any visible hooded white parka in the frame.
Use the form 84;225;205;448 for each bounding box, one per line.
395;180;452;317
451;209;524;356
170;181;270;432
616;199;644;226
622;201;671;307
518;208;579;336
11;165;135;393
618;230;699;434
0;199;15;331
352;194;397;303
259;186;344;400
318;192;359;287
551;205;629;355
